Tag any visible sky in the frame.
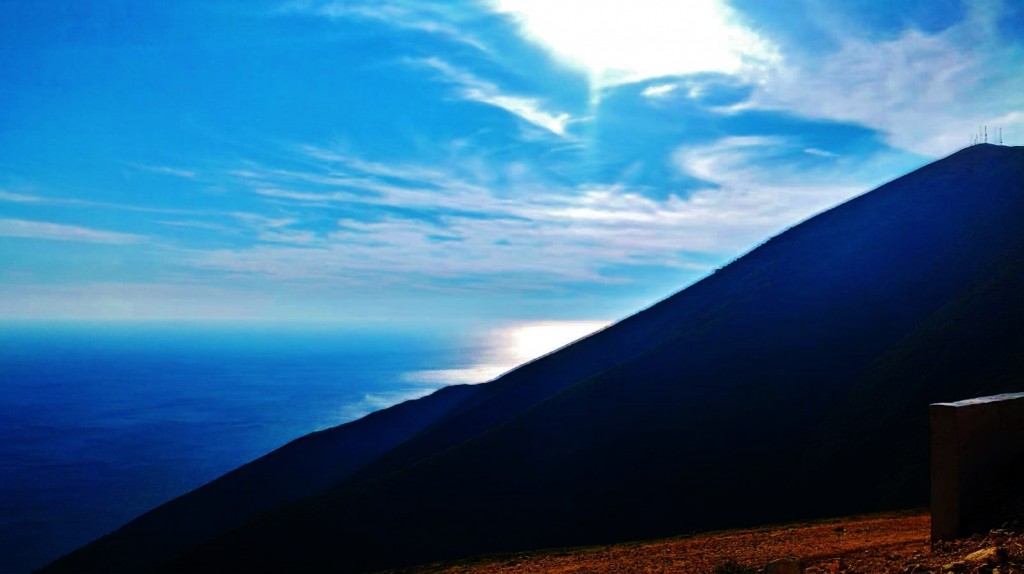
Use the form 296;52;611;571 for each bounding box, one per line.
1;0;1022;325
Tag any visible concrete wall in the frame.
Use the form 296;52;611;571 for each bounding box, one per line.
931;392;1024;541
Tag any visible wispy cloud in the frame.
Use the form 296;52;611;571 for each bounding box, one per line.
0;219;144;244
641;83;678;99
415;57;573;136
0;190;210;216
672;137;868;225
748;3;1024;156
278;1;488;51
158;219;239;234
186;138;881;292
130;163;198;179
0;190;44;203
803;148;838;158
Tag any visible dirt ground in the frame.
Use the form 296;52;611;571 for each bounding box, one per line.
393;511;1024;573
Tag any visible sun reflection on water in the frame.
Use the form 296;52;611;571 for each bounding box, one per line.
505;321;610;364
405;320;610;386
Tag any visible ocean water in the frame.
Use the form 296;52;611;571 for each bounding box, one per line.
0;323;490;574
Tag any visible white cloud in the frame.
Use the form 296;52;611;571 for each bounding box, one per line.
471;92;572;136
159;219;238;234
239;152;527;218
258;229;319;245
415;57;572;136
278;1;488;51
0;219;144;244
230;212;298;230
131;164;197;178
988;110;1024;146
663;136;879;250
192;140;884;290
489;0;779;88
0;190;44;203
641;83;678;98
804;148;838;158
748;3;1024;156
0;190;210;216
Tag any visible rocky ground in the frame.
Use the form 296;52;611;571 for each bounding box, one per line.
388;511;1024;573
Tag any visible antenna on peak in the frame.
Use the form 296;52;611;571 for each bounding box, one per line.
985;125;988;144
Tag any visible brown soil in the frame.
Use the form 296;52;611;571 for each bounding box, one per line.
389;511;1024;573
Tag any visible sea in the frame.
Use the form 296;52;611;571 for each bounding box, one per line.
0;321;612;574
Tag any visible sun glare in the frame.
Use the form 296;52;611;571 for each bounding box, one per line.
404;320;612;386
506;320;611;363
491;0;778;87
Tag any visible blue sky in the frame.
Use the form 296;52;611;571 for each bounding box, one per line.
1;0;1022;324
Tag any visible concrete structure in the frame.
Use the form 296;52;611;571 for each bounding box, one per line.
931;392;1024;541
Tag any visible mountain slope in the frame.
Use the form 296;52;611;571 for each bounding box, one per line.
42;144;1024;574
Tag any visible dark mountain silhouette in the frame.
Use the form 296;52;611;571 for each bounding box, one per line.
40;144;1024;574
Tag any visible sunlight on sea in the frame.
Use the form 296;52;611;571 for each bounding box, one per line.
405;320;611;386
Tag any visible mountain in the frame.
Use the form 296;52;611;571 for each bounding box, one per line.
40;144;1024;574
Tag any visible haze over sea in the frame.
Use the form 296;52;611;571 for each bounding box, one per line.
0;320;606;574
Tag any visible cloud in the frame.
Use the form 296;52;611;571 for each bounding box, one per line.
641;83;678;98
0;189;210;216
189;138;882;292
158;219;239;234
668;136;874;243
748;2;1024;156
0;190;44;203
415;57;572;136
804;148;838;158
0;219;144;244
130;164;197;178
988;110;1024;145
488;0;779;88
258;228;318;245
278;1;488;51
241;145;556;218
